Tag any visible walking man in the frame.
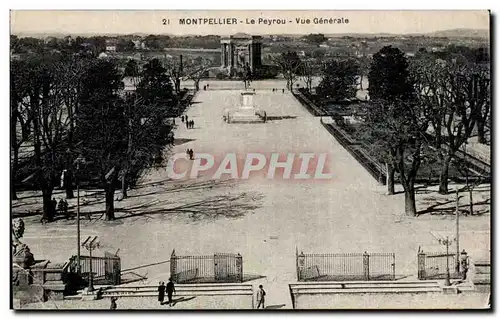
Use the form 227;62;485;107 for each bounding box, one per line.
181;115;185;123
166;278;176;306
109;297;117;310
256;285;266;309
158;281;166;305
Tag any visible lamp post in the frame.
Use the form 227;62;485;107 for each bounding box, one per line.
74;156;86;274
440;236;453;286
82;236;100;292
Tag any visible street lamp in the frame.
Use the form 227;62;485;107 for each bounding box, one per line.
74;156;86;274
439;236;453;287
82;236;100;292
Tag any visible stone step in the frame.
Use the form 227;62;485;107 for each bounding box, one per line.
290;280;440;287
291;284;440;290
290;287;442;294
104;286;252;294
119;283;252;288
102;290;253;298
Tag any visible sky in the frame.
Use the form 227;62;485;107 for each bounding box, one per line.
10;10;490;36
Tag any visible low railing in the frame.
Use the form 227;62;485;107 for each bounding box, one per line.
296;249;395;282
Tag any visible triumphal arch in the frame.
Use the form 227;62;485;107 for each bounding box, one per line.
220;34;262;73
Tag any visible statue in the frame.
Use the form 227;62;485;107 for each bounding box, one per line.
12;218;25;248
12;218;34;268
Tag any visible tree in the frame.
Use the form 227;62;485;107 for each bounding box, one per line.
144;35;162;50
124;59;140;77
368;46;415;195
116;39;135;52
304;34;327;46
163;55;184;95
316;59;359;102
299;59;318;92
357;97;428;216
10;60;33;200
20;55;71;221
136;58;176;106
273;51;302;90
76;59;126;221
411;55;487;194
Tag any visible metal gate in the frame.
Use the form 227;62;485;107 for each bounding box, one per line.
215;253;242;282
296;249;395;281
418;252;461;280
68;252;121;285
170;250;243;283
104;251;121;285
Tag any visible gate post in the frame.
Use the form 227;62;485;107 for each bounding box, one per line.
363;252;370;280
236;253;243;283
297;250;305;281
418;251;426;280
170;249;177;282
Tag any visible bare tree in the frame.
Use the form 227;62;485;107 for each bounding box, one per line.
273;51;302;90
300;59;317;92
411;56;487;194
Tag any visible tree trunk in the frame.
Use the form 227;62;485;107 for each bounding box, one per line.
386;163;395;195
65;169;75;199
42;187;54;222
469;187;474;215
11;169;18;200
121;174;128;199
105;184;115;221
403;181;417;216
11;148;19;200
477;120;486;144
438;156;451;195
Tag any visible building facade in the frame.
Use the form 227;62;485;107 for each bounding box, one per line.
220;34;262;73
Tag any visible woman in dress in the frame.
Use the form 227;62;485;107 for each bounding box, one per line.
158;281;166;305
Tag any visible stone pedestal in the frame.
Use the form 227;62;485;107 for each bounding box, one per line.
227;91;265;124
30;260;69;301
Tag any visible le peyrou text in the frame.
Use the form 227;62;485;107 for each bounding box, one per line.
162;17;350;26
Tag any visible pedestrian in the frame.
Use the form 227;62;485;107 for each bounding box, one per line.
181;115;185;123
158;281;166;304
186;121;189;129
110;297;117;310
282;88;284;93
166;278;176;307
256;284;266;309
186;149;190;157
461;255;470;280
207;83;210;89
203;85;206;91
58;198;69;219
190;120;194;129
189;149;194;160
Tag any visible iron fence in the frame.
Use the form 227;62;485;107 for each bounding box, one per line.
417;252;461;280
170;250;243;283
296;249;395;281
67;252;121;285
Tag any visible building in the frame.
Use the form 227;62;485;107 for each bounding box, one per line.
220;34;262;73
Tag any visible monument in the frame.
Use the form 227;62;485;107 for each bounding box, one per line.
220;34;262;74
225;91;266;124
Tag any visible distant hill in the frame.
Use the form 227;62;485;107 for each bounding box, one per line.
424;28;489;38
12;28;490;39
